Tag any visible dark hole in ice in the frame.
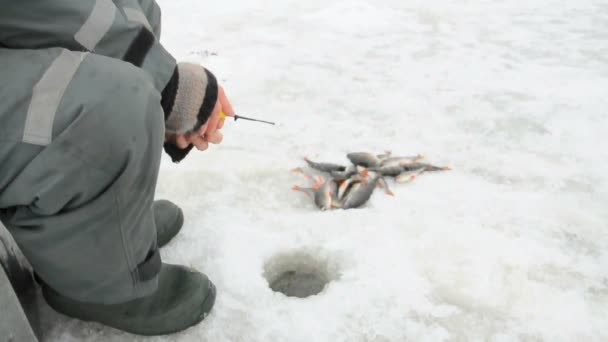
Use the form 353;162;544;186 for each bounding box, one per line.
264;251;338;298
269;270;328;298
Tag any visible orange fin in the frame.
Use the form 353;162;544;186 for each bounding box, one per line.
292;185;313;198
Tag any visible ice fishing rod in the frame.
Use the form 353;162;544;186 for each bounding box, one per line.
220;112;276;125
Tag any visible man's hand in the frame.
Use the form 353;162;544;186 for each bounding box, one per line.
165;86;235;151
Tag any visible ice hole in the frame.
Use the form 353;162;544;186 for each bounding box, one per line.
264;250;339;298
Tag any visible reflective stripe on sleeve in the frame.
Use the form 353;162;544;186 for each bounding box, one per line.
74;0;117;51
123;7;153;32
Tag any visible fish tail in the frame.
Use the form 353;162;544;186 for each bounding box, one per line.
304;156;315;167
426;165;447;172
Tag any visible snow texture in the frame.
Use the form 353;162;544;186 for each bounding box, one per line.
40;0;608;341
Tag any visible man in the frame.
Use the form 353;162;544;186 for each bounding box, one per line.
0;0;233;335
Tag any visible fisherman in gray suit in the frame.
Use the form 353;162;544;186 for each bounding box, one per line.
0;0;234;335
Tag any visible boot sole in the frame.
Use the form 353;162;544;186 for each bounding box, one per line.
142;280;217;336
42;279;218;336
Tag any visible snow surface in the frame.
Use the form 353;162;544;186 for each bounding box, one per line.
40;0;608;340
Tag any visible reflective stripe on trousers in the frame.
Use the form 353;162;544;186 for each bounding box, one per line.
23;51;89;146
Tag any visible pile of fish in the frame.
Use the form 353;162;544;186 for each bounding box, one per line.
292;152;450;210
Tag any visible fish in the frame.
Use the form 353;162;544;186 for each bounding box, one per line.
337;175;363;200
395;168;425;183
400;162;451;172
340;175;382;209
329;165;358;183
304;157;346;173
366;165;409;177
380;154;424;167
292;176;334;211
358;170;394;196
346;152;382;168
329;178;339;202
292;152;449;210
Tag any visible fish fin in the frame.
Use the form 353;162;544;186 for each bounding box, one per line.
414;154;425;162
361;168;369;177
396;173;417;184
339;180;349;192
291;167;303;173
292;185;313;198
442;166;452;171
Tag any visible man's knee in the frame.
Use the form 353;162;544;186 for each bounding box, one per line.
60;52;165;157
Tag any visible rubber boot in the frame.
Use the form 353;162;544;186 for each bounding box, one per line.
41;263;216;336
154;200;184;247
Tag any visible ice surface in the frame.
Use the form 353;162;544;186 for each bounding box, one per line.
40;0;608;340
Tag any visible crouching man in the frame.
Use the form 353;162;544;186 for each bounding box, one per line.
0;0;233;335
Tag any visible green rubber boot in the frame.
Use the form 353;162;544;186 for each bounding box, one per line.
41;263;216;336
154;200;184;247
